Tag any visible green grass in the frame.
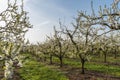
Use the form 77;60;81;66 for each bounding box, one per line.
85;62;120;77
19;53;120;80
53;57;120;77
53;57;81;67
19;54;68;80
91;56;120;63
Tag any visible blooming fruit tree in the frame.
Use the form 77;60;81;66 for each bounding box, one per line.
0;0;32;79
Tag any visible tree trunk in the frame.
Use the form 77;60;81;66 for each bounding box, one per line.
59;56;63;67
104;53;107;63
114;53;117;59
114;50;117;59
50;55;53;64
81;59;85;74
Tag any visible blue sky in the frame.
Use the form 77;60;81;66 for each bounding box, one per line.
0;0;114;43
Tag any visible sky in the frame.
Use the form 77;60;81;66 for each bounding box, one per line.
0;0;114;44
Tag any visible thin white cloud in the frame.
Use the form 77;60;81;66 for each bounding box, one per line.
35;21;50;27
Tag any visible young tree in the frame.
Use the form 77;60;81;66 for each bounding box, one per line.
0;0;32;79
37;42;50;62
47;27;69;67
60;12;102;74
99;35;110;63
45;38;56;64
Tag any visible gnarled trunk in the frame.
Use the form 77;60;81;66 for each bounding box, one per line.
59;56;63;67
81;58;85;74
